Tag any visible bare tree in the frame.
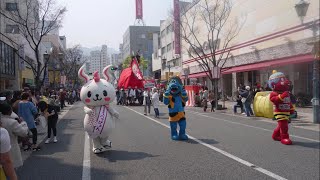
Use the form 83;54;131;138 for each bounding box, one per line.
180;0;245;108
0;0;66;89
59;45;84;87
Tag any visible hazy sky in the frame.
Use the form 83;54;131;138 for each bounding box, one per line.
56;0;175;49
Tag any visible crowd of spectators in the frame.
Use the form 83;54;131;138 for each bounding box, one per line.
0;87;80;179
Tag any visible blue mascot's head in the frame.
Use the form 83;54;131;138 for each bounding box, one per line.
167;76;183;95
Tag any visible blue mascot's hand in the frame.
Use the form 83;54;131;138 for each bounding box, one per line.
164;91;170;97
181;90;187;97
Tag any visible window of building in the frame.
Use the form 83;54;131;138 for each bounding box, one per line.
167;43;172;52
6;3;18;11
140;34;146;39
161;29;165;37
167;24;173;34
161;47;166;55
5;25;19;34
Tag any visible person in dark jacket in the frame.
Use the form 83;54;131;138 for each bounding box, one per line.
233;95;244;113
239;86;254;117
45;99;59;144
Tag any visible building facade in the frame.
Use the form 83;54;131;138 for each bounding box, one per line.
122;26;160;77
180;0;319;96
0;0;40;90
159;18;181;80
89;45;110;75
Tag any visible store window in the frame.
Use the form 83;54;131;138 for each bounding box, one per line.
0;41;16;76
6;3;18;11
6;24;19;34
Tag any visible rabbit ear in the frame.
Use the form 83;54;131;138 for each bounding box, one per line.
78;65;90;83
103;65;117;83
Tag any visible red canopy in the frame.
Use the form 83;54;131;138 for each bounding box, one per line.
117;67;144;89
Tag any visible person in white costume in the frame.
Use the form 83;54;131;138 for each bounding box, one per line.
78;65;119;154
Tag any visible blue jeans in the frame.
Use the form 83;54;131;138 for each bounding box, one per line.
154;108;159;116
244;102;254;116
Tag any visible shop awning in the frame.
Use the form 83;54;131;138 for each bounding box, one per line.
222;54;315;74
188;72;209;78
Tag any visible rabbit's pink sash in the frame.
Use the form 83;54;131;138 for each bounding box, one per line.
89;105;108;137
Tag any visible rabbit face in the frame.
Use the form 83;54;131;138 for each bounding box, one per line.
80;79;115;107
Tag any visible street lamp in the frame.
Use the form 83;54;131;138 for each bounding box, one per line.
294;0;309;24
43;53;50;88
295;0;320;123
166;62;171;80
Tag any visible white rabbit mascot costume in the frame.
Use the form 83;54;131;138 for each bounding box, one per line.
78;65;119;154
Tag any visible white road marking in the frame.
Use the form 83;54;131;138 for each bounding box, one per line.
186;110;320;143
125;106;287;180
189;108;320;132
82;133;91;180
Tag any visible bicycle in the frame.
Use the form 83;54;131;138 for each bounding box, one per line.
295;93;312;107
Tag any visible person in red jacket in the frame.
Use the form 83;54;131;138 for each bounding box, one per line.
268;70;293;145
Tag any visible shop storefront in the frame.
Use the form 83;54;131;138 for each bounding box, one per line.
221;54;315;95
0;40;18;91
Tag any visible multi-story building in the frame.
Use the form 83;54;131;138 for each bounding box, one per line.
111;53;120;65
101;45;110;66
0;0;40;90
153;1;190;81
151;32;161;80
181;0;319;96
89;45;110;74
59;36;67;50
119;43;124;63
122;26;160;77
90;50;101;73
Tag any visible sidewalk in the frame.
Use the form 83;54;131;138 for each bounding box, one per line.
21;104;74;162
195;100;319;132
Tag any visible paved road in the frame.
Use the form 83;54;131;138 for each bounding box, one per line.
17;102;320;180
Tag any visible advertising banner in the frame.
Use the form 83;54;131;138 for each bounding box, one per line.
174;0;181;55
136;0;143;19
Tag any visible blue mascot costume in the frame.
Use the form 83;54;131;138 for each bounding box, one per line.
163;76;189;141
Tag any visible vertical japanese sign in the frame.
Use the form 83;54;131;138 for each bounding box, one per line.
136;0;143;19
174;0;181;55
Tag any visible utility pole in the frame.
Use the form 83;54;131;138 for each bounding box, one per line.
311;23;319;123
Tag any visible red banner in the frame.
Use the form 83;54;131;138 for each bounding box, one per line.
136;0;143;19
174;0;181;55
131;57;144;80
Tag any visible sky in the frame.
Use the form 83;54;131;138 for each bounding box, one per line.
56;0;175;50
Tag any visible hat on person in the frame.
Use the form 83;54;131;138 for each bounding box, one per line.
245;86;250;90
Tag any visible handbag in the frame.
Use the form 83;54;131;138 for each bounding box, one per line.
241;97;247;103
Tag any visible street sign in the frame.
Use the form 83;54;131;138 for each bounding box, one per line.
144;80;155;88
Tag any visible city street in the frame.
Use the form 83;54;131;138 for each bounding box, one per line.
17;102;320;180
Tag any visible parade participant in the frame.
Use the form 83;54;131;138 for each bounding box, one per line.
78;65;119;154
163;76;188;141
268;70;293;145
